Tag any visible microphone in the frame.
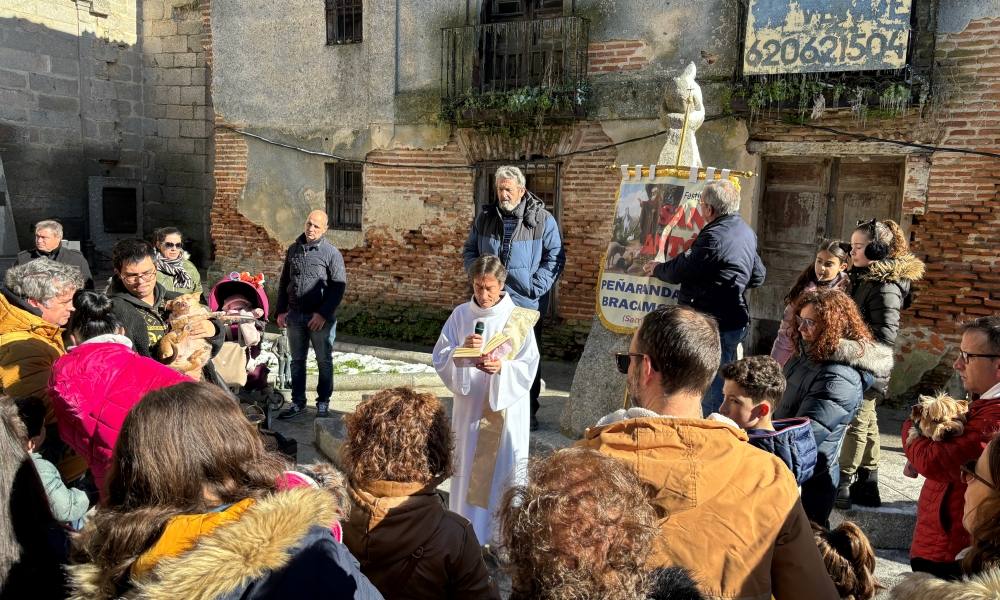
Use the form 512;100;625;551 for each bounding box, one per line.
474;322;484;336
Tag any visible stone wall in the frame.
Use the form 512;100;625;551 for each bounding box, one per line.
0;0;213;267
0;0;141;246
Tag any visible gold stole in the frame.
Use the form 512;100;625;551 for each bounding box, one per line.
466;306;539;509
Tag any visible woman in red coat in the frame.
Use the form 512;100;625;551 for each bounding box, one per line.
49;291;189;498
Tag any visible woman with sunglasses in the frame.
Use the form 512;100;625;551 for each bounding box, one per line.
774;288;893;528
153;227;202;297
838;218;924;510
892;436;1000;597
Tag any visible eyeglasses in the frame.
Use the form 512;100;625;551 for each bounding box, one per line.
961;460;997;490
161;242;183;249
795;316;817;330
958;350;1000;364
121;269;157;283
614;352;645;374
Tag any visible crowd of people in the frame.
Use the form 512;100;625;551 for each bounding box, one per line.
0;167;999;600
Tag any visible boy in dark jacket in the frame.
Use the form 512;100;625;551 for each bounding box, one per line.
719;356;817;485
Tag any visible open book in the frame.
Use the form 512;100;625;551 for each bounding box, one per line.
453;333;513;367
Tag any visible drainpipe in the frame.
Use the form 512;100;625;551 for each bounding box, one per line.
394;0;401;95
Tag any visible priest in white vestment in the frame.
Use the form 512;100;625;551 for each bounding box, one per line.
433;255;540;547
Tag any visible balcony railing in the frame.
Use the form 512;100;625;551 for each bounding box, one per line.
441;16;590;122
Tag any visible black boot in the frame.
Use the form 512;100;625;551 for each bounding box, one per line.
849;468;882;508
834;473;853;510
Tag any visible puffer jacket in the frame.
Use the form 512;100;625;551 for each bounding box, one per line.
849;253;925;348
748;417;818;486
902;390;1000;563
68;487;383;600
770;273;850;366
462;192;565;310
577;409;838;600
344;480;497;600
49;336;190;497
0;286;66;400
776;339;893;524
653;213;766;331
891;568;1000;600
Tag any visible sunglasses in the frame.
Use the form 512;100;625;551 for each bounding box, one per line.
961;460;997;490
161;242;183;249
614;352;645;374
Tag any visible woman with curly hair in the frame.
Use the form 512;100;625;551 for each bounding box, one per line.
892;435;1000;598
500;447;703;600
774;288;893;527
839;218;924;509
342;387;497;600
68;381;380;600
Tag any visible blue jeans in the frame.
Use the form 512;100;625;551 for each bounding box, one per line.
287;310;337;407
702;325;747;415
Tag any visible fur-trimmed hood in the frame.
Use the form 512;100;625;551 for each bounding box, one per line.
862;252;925;284
891;568;1000;600
828;338;894;380
68;487;365;600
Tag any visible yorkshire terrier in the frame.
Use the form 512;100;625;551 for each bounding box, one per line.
903;392;970;478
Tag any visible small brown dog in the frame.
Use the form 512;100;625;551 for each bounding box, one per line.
157;293;218;380
903;392;970;478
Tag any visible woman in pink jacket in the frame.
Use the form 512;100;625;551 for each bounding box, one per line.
49;291;190;498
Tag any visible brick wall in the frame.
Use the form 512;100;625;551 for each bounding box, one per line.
587;40;650;75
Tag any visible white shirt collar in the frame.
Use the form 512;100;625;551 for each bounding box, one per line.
982;381;1000;400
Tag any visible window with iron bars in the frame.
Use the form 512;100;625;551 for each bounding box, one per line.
326;0;362;45
326;162;363;230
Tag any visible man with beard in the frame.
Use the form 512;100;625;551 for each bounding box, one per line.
577;305;836;600
463;165;564;431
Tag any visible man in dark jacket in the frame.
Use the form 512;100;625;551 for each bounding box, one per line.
275;210;347;420
107;239;225;382
463;165;565;430
645;180;765;415
17;219;94;290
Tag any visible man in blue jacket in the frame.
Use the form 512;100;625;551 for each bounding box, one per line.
463;165;565;430
644;180;765;415
276;210;347;420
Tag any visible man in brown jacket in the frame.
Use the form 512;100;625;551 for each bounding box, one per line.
578;305;838;600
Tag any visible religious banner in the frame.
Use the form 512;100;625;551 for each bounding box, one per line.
596;166;743;334
743;0;911;75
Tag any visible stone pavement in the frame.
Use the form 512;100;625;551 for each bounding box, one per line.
270;341;921;598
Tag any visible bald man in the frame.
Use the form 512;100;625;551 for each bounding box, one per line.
276;210;348;419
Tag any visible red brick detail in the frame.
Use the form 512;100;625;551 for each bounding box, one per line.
587;40;650;74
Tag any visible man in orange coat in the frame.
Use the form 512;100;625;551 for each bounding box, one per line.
577;305;837;600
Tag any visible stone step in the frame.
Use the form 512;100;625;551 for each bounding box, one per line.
832;503;916;551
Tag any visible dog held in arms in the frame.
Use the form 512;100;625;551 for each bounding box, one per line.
157;293;257;380
903;392;970;478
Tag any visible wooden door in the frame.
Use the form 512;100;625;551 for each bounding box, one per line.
748;157;903;354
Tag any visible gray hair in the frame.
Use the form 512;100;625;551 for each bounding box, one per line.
961;315;1000;355
494;165;526;188
701;180;740;216
5;258;84;303
468;255;507;285
34;220;63;238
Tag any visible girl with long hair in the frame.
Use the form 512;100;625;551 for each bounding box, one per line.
771;239;852;367
839;218;924;509
773;288;893;527
68;381;381;600
812;521;880;600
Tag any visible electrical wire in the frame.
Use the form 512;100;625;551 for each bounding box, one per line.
216;111;1000;168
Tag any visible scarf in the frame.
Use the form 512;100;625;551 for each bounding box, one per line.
155;250;194;290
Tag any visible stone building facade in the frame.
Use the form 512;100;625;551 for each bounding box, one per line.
0;0;212;268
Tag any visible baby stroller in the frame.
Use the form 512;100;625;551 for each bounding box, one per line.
208;272;286;428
